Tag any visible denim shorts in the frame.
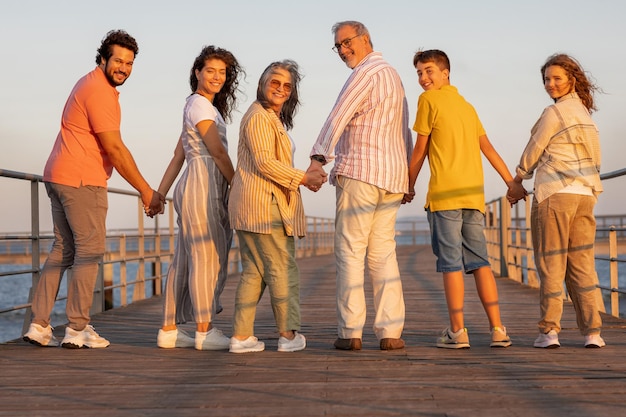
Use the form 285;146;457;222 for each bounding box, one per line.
427;209;490;273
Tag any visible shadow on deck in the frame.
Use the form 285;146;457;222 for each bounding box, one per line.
1;245;626;416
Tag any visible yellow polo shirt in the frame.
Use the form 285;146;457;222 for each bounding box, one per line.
413;85;486;212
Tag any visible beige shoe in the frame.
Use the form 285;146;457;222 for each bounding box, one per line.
437;327;470;349
23;323;60;347
490;326;512;348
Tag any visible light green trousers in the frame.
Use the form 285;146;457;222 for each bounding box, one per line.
233;201;301;337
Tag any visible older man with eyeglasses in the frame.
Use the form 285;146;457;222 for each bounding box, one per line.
308;20;413;351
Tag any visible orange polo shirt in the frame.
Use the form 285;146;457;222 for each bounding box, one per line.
43;67;121;187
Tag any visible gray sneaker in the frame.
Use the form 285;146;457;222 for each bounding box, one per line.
61;325;110;349
437;327;470;349
23;323;60;347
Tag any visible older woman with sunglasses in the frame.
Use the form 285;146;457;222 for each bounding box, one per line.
228;60;327;353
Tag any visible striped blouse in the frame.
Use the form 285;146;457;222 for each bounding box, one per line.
229;102;307;237
310;52;413;194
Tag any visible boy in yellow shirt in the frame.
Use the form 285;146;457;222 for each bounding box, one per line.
406;49;525;348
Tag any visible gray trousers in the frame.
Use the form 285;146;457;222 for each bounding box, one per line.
31;182;107;331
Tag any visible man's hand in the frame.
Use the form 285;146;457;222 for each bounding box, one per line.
302;161;328;192
143;190;165;217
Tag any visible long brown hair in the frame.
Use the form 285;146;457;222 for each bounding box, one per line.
541;53;599;113
189;46;245;122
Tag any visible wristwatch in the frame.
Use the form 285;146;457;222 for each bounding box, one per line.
310;154;327;165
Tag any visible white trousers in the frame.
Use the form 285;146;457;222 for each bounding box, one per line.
334;176;405;340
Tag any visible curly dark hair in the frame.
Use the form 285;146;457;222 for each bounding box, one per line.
189;46;244;123
541;53;600;113
256;60;303;131
95;30;139;64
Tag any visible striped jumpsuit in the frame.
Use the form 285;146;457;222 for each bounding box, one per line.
162;94;232;326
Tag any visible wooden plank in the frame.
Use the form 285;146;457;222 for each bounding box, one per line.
1;245;626;416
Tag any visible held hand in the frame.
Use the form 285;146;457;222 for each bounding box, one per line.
402;190;415;205
307;163;328;182
506;182;527;206
144;190;166;217
303;162;328;192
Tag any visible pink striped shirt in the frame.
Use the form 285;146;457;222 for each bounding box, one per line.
310;52;413;194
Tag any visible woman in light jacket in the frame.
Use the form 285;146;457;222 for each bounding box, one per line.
508;54;604;349
228;60;327;353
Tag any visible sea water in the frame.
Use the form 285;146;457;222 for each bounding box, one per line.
0;262;163;343
1;260;624;344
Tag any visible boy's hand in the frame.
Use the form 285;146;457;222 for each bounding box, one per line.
402;190;416;204
506;181;527;206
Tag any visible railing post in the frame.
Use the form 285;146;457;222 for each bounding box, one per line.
153;215;162;296
608;226;619;317
499;197;510;278
134;199;146;302
103;251;113;310
22;179;41;335
119;234;127;306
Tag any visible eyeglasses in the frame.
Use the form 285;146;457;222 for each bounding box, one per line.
332;34;362;53
269;79;292;93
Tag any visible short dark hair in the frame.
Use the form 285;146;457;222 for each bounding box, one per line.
95;30;138;64
413;49;450;72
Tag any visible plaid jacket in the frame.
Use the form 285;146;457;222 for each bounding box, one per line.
516;92;602;203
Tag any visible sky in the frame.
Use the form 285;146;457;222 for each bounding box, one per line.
1;0;625;232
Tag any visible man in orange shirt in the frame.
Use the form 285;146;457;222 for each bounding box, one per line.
23;30;163;349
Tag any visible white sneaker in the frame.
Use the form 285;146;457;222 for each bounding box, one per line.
229;336;265;353
157;328;195;348
23;323;60;347
584;334;606;348
278;332;306;352
61;325;110;349
534;330;560;348
195;328;230;351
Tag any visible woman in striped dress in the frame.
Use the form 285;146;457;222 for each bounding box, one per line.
227;60;327;353
154;46;243;350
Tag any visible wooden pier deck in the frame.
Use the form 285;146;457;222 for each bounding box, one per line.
1;245;626;416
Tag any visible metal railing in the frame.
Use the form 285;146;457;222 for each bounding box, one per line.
485;167;626;318
0;168;336;338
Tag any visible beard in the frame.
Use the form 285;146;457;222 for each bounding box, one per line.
103;61;129;87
